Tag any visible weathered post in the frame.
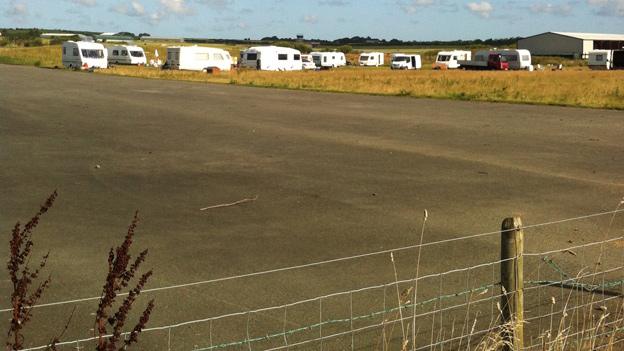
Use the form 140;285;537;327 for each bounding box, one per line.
501;217;525;351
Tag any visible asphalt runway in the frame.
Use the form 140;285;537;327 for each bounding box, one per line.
1;64;624;350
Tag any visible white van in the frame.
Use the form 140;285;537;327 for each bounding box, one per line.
240;46;302;71
107;45;146;65
433;50;471;69
310;52;346;68
391;54;422;70
167;46;233;72
301;54;317;70
359;52;385;67
62;41;108;69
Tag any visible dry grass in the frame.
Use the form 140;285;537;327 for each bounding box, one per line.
1;44;623;109
100;65;624;110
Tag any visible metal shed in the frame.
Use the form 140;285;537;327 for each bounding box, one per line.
518;32;624;58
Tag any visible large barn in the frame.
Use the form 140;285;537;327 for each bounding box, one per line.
518;32;624;58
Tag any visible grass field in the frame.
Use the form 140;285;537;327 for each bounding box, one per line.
1;44;623;109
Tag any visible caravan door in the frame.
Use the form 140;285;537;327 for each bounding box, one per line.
613;50;624;69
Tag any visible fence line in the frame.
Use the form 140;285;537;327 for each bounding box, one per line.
17;208;624;351
5;208;623;315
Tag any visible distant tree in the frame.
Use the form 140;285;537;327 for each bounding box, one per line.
138;33;150;37
336;45;353;54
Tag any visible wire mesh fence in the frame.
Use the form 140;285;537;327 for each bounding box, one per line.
13;205;624;351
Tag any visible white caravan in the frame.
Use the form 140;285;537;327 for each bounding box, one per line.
459;49;532;70
588;50;611;70
498;49;532;70
301;54;317;70
107;45;147;65
240;46;302;71
359;52;384;66
62;41;107;69
166;46;233;72
433;50;471;69
390;54;422;70
588;50;624;70
310;52;346;68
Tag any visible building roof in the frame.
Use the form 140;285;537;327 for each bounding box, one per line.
523;31;624;41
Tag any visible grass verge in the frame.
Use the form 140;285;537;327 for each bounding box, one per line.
1;45;623;109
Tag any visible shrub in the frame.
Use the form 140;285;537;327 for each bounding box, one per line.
95;211;155;350
6;191;57;350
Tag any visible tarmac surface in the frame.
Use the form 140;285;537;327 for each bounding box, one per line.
1;64;624;350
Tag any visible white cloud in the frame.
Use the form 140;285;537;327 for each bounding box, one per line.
466;1;493;18
160;0;192;14
530;2;573;16
319;0;350;5
303;14;318;24
196;0;234;10
111;1;145;16
5;0;28;17
399;0;435;14
587;0;624;16
69;0;97;6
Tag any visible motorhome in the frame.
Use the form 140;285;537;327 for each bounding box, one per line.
310;52;346;68
239;46;302;71
62;41;108;69
301;54;317;70
390;54;422;70
433;50;471;69
359;52;385;67
588;49;624;70
458;49;531;70
166;46;233;72
107;45;147;65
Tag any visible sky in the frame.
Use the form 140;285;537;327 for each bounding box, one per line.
1;0;624;41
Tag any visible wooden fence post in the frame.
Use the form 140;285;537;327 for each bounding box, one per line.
501;217;524;351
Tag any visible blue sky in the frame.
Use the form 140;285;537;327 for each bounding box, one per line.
2;0;623;40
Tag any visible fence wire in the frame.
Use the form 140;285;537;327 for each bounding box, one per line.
18;206;624;351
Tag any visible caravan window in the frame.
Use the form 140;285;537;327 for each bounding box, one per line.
81;49;104;58
437;55;451;62
130;51;144;57
194;53;211;61
113;50;119;56
214;53;224;61
360;56;368;61
246;53;258;60
121;50;128;56
324;57;327;62
63;47;66;55
521;55;530;61
73;48;79;56
278;54;288;60
596;54;604;61
504;55;518;62
294;54;300;60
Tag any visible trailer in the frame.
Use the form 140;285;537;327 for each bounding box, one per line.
107;45;147;65
311;51;346;68
390;54;422;70
166;46;233;72
588;49;624;70
62;41;108;69
458;49;531;70
359;52;384;67
239;46;302;71
433;50;471;69
301;54;317;70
